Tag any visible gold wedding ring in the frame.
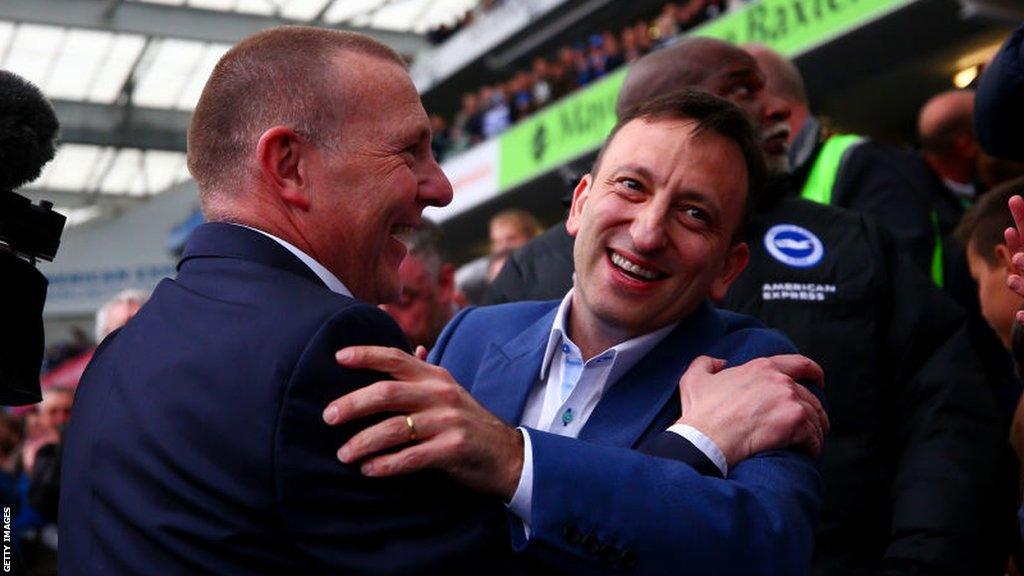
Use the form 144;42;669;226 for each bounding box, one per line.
405;415;417;441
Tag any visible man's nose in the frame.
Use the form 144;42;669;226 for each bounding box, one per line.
764;94;791;124
629;202;669;253
419;158;453;208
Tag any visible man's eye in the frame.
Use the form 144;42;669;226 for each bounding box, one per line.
728;85;754;100
682;207;708;222
614;178;644;196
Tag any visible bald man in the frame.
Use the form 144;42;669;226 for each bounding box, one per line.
745;45;946;284
489;37;1013;576
918;90;981;204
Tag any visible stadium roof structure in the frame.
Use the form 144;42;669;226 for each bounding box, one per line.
1;0;476;227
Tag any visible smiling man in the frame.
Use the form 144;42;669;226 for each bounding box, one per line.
58;27;508;575
324;90;828;574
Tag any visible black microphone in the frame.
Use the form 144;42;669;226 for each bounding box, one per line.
0;70;64;261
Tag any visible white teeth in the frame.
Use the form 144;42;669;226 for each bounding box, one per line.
391;225;416;240
610;252;660;280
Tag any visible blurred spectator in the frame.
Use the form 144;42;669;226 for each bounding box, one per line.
552;48;579;98
918;90;982;204
454;257;490;307
480;84;511;138
955;178;1024;350
451;92;483;152
652;5;681;48
620;26;646;63
510;72;534;122
634;21;654;53
602;31;625;71
489;208;542;254
379;222;457;351
95;288;149;344
430;114;449;162
487;249;512;283
586;35;610;80
531;57;552;108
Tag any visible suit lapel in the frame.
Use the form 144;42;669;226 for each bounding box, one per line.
469;307;557;426
579;300;724;448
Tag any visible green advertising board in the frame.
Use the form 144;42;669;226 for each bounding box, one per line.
496;0;915;191
498;68;625;191
693;0;914;56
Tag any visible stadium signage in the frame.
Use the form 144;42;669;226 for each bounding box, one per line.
498;69;625;190
472;0;917;200
694;0;915;55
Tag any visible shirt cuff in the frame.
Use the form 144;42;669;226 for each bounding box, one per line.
506;427;534;538
667;423;728;477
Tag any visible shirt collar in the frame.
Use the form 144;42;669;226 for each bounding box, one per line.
231;223;353;297
540;288;679;382
943;178;977;201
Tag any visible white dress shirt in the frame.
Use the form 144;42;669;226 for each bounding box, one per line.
507;290;728;534
232;223;353;297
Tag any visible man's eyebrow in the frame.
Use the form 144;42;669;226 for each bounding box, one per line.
608;163;657;182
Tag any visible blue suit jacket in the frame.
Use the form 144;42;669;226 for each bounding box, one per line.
59;223;505;575
430;300;823;576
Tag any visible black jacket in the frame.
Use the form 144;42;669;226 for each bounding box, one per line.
486;184;1013;575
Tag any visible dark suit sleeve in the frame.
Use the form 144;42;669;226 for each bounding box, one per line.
274;304;499;573
519;435;820;575
508;331;821;575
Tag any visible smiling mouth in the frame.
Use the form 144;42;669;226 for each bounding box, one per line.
609;250;666;281
390;224;417;242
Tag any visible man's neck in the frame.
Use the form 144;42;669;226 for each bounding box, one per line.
566;293;636;361
923;154;972;185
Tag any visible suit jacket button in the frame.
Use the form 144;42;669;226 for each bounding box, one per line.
582;533;602;555
562;525;581;545
599;543;620;564
619;550;637;571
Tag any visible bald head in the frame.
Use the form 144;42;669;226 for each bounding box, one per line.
918;90;976;153
617;38;760;117
743;45;810;140
918;90;979;183
744;45;806;105
617;37;799;176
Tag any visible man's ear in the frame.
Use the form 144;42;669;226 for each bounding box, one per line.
996;243;1014;270
709;242;750;302
257;126;312;211
565;174;593;238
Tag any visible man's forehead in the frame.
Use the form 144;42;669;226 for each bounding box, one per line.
601;118;699;167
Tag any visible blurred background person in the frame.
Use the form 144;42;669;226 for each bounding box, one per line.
94;289;149;345
380;222;457;352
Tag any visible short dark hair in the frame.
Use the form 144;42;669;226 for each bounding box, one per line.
594;89;766;239
188;26;405;198
954;175;1024;265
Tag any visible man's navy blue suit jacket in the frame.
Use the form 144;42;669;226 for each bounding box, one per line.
58;223;506;575
430;300;823;575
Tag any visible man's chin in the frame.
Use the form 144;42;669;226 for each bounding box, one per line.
764;153;791;177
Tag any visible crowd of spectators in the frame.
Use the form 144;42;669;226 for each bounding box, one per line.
426;0;508;45
430;0;726;161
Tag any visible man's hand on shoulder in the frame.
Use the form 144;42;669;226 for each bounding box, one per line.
677;354;828;469
322;346;524;500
